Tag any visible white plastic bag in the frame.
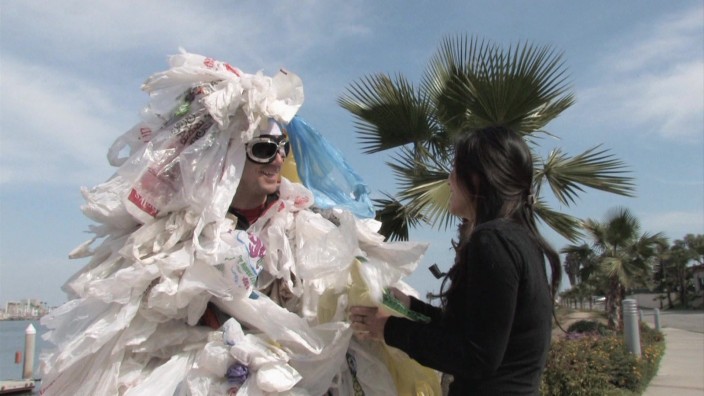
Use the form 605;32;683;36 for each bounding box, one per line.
219;229;266;299
287;322;353;396
123;352;196;396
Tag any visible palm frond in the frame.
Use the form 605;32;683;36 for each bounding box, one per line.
602;256;627;280
422;36;490;133
533;197;583;242
537;146;635;206
629;232;669;258
581;217;611;256
560;243;593;257
373;194;426;241
603;206;641;247
401;179;454;230
423;35;575;136
386;145;452;188
338;73;437;153
386;146;455;230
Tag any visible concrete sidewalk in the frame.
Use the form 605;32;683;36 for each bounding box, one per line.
643;327;704;396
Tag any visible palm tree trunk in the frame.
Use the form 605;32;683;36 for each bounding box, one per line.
679;279;688;308
606;276;620;329
617;285;626;331
677;266;688;307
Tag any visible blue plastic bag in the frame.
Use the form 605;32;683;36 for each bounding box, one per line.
286;116;375;218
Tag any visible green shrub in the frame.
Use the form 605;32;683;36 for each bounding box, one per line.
540;335;612;395
600;336;641;391
639;322;664;344
541;322;665;395
567;320;612;336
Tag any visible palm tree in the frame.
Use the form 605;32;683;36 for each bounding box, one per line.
668;237;701;307
683;234;704;265
339;35;634;242
582;207;667;329
561;243;596;286
654;243;677;309
655;234;704;308
561;244;600;309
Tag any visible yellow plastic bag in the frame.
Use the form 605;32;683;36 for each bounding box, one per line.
348;258;442;395
380;345;442;396
281;148;301;183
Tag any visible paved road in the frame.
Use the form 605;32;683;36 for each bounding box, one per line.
640;308;704;333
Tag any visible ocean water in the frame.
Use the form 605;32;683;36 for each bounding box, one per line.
0;319;47;394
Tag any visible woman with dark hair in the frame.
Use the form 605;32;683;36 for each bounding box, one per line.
350;126;561;395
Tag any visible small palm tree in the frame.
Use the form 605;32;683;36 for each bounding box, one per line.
582;207;667;329
561;244;602;309
339;35;634;241
653;243;676;308
561;243;596;286
666;237;700;307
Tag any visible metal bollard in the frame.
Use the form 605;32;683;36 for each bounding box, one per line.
23;324;36;379
654;308;661;332
639;309;643;322
622;299;641;357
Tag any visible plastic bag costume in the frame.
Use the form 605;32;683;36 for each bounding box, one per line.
39;51;441;395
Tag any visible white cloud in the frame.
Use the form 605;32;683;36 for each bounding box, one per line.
605;6;703;73
0;55;124;185
6;1;374;72
578;4;704;142
11;1;252;54
641;210;704;240
616;61;703;139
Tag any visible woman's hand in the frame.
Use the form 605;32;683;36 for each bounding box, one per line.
349;306;390;341
389;287;411;309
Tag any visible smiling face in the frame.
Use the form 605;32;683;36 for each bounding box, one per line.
231;120;287;210
231;147;284;209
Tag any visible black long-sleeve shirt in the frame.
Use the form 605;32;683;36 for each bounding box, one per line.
384;219;553;395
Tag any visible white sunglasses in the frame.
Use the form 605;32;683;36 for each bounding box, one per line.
245;135;290;164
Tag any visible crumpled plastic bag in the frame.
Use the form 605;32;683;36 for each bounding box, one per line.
286;321;353;396
347;340;398;395
227;332;302;393
287;116;375;219
122;352;197;396
380;345;442;396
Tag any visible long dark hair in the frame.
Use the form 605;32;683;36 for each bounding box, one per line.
439;126;561;305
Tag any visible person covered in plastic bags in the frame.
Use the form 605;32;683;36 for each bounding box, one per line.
199;118;299;328
351;126;563;395
38;50;442;396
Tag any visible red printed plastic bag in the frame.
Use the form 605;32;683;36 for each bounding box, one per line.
121;86;217;222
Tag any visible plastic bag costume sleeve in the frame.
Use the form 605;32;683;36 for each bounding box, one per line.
39;49;440;395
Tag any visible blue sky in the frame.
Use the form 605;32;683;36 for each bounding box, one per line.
1;1;702;307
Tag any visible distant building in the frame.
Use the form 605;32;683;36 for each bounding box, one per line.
2;299;49;319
